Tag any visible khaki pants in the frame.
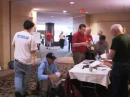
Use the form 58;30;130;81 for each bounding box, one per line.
73;52;86;65
39;80;51;97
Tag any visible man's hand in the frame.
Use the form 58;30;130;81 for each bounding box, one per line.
101;60;112;68
82;42;89;47
48;74;58;81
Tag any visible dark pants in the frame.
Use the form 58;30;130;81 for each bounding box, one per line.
73;52;86;65
68;41;72;51
111;62;130;97
59;39;65;49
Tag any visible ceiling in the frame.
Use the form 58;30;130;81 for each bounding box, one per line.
37;12;73;25
13;0;130;16
12;0;130;26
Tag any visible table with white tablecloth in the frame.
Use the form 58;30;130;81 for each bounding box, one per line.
69;60;111;88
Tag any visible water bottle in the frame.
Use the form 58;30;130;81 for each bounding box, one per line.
95;54;101;61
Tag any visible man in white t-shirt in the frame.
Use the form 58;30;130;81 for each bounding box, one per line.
12;20;38;97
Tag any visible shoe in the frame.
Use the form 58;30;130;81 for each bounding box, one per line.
23;91;29;97
15;92;22;97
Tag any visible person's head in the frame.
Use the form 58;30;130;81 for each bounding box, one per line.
78;24;86;34
85;27;91;35
110;24;124;36
61;32;63;34
46;52;56;65
98;30;103;36
23;20;35;33
99;35;106;41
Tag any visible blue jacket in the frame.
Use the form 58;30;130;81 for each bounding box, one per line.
38;58;59;81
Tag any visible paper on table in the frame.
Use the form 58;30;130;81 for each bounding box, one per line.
97;67;111;71
101;53;107;59
89;61;101;67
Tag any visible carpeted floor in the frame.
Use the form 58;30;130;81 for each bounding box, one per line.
0;46;129;97
0;62;73;97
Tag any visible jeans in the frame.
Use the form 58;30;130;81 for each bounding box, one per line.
14;60;31;95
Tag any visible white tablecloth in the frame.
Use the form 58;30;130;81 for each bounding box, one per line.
69;60;111;88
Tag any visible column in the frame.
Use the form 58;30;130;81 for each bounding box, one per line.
0;1;3;68
45;23;55;44
0;0;10;69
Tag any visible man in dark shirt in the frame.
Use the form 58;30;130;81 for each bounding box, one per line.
66;33;72;52
107;24;130;97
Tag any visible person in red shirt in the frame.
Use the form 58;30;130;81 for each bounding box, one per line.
72;24;88;64
46;32;53;49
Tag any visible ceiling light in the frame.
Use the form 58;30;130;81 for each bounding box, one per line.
69;1;75;5
33;8;40;11
63;10;68;13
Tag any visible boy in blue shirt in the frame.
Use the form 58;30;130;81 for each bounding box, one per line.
38;52;61;97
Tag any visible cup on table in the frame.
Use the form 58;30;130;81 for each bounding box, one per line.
89;66;93;72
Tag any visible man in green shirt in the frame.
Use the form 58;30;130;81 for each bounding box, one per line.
107;24;130;97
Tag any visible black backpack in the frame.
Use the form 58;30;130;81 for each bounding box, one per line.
8;60;14;69
85;50;97;60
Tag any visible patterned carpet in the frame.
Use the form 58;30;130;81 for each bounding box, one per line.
0;63;73;97
0;46;129;97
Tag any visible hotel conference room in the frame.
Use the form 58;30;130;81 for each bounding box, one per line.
0;0;130;97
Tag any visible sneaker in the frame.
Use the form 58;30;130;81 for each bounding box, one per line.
15;92;22;97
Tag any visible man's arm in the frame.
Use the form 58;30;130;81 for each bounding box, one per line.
72;33;88;47
107;37;117;60
12;34;16;48
107;49;115;59
101;49;114;67
38;63;49;80
72;43;82;47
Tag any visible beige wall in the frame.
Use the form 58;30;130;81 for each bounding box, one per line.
0;0;32;69
0;2;3;67
11;1;33;59
73;13;130;47
73;15;88;32
0;0;10;69
89;13;130;46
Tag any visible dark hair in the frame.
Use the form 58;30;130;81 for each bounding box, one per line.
23;20;34;30
78;24;86;30
46;52;56;60
99;35;106;40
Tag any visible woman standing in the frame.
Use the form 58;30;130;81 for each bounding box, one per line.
59;32;65;49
